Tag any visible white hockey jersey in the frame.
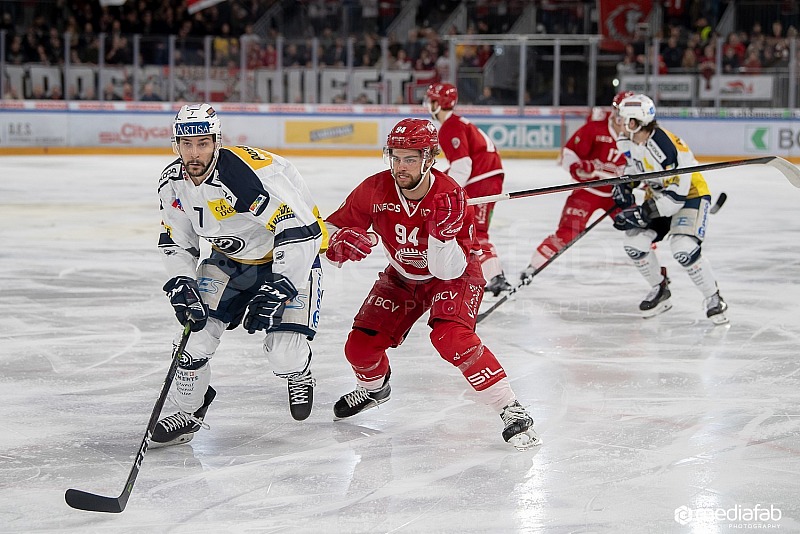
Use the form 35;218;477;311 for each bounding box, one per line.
158;145;328;289
617;128;711;217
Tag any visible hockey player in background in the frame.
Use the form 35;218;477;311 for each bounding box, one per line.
519;91;632;281
154;103;326;447
425;83;512;297
324;118;540;450
612;94;729;324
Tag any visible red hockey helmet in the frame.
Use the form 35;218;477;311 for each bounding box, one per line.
612;90;635;110
385;118;440;160
426;83;458;110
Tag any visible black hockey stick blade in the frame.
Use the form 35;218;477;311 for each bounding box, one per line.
710;192;727;214
65;322;192;513
477;207;614;323
467;156;800;206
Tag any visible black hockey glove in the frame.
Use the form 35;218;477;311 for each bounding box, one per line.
163;276;209;332
611;184;635;209
243;275;299;334
613;205;650;231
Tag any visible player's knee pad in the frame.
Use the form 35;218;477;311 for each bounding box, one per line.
430;321;507;391
623;230;657;259
262;331;311;376
344;327;392;380
670;234;702;267
180;317;225;362
174;358;211;413
430;321;480;366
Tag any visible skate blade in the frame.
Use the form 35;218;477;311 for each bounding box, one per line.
508;430;542;451
332;396;389;421
641;300;672;319
149;433;194;449
709;312;729;325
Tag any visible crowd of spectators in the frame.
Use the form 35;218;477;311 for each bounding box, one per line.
617;17;799;83
1;0;799;102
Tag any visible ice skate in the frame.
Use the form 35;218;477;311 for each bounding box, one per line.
333;371;391;420
640;267;672;318
500;401;541;450
485;273;513;297
704;290;729;325
151;386;216;448
287;367;315;421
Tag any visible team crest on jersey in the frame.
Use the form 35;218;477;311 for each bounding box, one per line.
207;198;237;220
209;236;246;254
395;247;427;269
266;203;295;231
451;138;460;149
249;194;269;216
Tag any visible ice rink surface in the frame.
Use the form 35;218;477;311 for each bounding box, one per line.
1;154;799;533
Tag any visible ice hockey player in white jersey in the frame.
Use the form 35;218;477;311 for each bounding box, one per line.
154;103;327;447
611;94;729;324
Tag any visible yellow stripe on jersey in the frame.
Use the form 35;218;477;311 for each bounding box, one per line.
208;198;237;220
664;130;691;153
227;145;274;170
314;205;330;252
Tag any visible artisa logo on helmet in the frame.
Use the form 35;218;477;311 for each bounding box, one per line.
175;122;212;136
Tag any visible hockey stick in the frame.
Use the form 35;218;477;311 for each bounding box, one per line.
466;157;800;206
65;322;192;513
477;207;615;323
710;191;727;214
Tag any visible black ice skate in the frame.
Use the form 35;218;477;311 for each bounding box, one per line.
333;370;391;420
287;367;316;421
640;267;672;318
519;265;537;285
704;290;729;325
500;400;541;450
151;386;216;448
485;273;513;297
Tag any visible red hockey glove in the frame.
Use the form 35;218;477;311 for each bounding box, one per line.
326;227;377;263
569;160;596;182
428;189;466;241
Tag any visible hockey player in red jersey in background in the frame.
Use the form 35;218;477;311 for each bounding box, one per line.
324;118;540;450
519;91;633;282
425;83;512;297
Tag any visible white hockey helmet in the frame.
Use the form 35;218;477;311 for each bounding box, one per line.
171;103;222;155
617;94;656;134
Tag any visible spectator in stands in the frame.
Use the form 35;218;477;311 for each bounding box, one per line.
680;47;698;72
723;32;746;62
662;35;684;71
722;44;741;73
697;43;716;86
392;48;412;70
141;81;162;101
742;46;763;73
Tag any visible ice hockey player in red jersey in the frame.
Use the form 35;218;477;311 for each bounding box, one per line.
324;118;540;450
425;83;512;297
519;91;633;281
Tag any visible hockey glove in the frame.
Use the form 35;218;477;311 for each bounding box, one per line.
569;160;596;182
612;184;635;209
163;276;209;332
242;275;299;334
428;188;466;240
613;205;650;231
326;227;377;263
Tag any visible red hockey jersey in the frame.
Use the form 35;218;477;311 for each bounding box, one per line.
326;168;480;281
437;113;503;187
